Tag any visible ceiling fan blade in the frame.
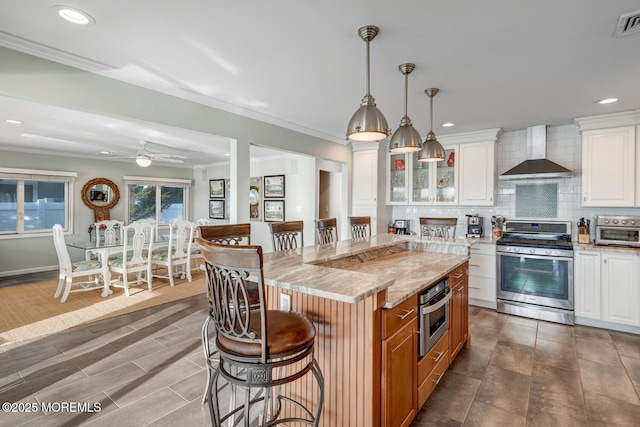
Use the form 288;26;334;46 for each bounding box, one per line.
153;157;184;163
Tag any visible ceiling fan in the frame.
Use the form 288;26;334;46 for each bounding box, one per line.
109;140;186;167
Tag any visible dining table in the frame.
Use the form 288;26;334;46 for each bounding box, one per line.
66;238;169;297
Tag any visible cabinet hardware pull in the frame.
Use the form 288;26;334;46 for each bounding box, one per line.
453;273;464;279
457;286;464;293
432;372;445;385
469;264;481;267
396;308;415;319
469;286;480;289
431;350;445;363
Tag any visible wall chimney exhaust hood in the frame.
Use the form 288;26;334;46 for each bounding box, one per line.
500;125;574;180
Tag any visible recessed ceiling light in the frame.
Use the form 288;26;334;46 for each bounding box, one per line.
596;98;618;105
5;119;23;124
53;6;95;25
442;122;455;128
224;153;231;156
99;151;110;155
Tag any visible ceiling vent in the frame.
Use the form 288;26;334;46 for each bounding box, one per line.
614;10;640;37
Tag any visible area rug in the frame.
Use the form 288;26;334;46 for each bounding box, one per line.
0;270;207;347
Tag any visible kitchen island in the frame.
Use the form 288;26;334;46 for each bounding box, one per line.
260;234;471;427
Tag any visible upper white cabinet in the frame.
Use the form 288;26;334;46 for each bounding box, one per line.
581;126;635;207
576;110;640;207
352;142;388;235
353;145;379;205
386;146;458;205
385;128;501;207
458;142;496;206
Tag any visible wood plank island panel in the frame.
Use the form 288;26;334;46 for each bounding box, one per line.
265;286;384;427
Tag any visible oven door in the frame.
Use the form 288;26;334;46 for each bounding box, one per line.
497;252;574;310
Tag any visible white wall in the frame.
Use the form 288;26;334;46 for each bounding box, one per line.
391;124;640;240
0;150;193;275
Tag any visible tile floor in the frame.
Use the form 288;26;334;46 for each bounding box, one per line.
1;298;639;426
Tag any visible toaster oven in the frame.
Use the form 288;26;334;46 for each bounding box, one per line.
595;215;640;247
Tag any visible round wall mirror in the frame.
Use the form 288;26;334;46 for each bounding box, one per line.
81;178;120;211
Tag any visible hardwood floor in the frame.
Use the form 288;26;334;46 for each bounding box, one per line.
0;299;638;426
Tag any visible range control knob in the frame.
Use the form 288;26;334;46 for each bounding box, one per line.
545;250;552;255
529;249;535;254
632;221;637;226
613;219;619;224
604;219;610;224
622;220;627;225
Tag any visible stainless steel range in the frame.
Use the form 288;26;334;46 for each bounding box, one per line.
496;220;574;325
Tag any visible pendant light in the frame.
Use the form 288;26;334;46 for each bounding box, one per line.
389;63;422;152
417;88;445;162
346;25;390;142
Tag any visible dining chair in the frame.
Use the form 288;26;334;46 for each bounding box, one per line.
315;217;338;244
108;221;154;297
198;240;324;426
151;220;194;287
348;216;371;239
269;220;304;251
419;217;458;238
190;219;209;270
94;219;123;247
52;224;104;303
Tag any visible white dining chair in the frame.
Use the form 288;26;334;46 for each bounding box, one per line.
94;219;123;247
191;218;210;269
52;224;104;303
151;220;194;287
108;221;154;296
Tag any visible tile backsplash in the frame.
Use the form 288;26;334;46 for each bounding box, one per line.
391;124;640;241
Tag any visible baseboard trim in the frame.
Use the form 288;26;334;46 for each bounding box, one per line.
0;265;57;278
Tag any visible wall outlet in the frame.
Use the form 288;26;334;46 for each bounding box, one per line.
280;293;291;311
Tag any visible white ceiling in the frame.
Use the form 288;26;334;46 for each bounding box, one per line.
1;0;639;168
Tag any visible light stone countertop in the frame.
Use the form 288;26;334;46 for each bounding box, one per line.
262;234;471;308
574;243;640;255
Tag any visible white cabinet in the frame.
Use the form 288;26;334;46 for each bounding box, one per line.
353;147;379;205
458;141;495;206
575;249;639;327
467;242;497;309
602;252;639;326
386;146;458;206
352;142;388;235
581;126;636;207
574;250;601;320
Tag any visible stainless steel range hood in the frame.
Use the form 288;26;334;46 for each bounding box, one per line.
500;125;574;180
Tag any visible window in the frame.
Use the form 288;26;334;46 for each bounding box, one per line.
124;176;191;225
0;168;76;238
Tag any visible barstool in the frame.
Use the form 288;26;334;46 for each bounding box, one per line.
419;217;458;238
314;217;337;244
197;223;259;405
198;239;324;427
269;220;304;251
348;216;371;239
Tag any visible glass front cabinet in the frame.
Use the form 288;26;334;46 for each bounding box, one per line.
386;146;458;205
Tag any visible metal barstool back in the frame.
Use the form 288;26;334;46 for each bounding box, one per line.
348;216;371;239
269;220;304;251
197;223;257;405
198;240;324;427
419;217;458;238
315;217;337;244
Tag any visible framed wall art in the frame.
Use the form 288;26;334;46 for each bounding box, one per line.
264;175;285;198
264;200;285;222
209;199;225;219
209;179;225;199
